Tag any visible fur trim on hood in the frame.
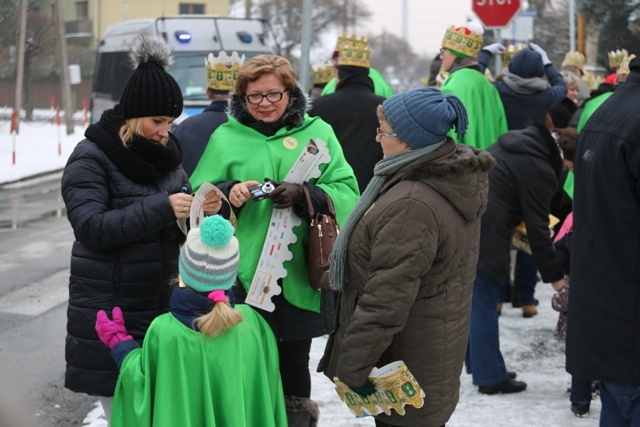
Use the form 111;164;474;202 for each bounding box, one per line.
403;139;496;181
228;85;309;128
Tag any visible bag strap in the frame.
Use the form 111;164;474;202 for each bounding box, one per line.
301;184;336;219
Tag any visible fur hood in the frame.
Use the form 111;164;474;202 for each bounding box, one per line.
385;139;496;223
227;85;309;128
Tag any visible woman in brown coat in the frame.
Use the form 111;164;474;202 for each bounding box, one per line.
319;87;495;427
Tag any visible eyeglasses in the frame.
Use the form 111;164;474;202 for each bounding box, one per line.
376;127;397;138
245;91;286;105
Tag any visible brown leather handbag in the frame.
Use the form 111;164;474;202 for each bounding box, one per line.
303;186;339;291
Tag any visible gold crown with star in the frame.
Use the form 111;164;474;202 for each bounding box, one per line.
608;49;628;70
336;33;371;68
617;53;636;75
442;25;484;59
501;43;526;68
312;61;334;85
205;51;245;91
561;51;586;71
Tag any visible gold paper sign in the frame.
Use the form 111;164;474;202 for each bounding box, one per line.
333;361;425;418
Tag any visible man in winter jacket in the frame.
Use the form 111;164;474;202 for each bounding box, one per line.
173;51;244;176
310;34;386;193
466;124;573;395
567;55;640;425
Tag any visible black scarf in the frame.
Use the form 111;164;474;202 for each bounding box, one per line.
85;108;183;184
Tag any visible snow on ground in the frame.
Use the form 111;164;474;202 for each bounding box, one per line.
81;278;600;427
3;116;600;426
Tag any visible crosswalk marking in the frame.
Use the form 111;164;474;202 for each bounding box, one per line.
0;269;68;315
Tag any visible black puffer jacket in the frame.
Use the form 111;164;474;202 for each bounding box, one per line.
477;123;565;284
61;109;189;396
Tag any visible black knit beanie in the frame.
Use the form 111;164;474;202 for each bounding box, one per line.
119;34;183;119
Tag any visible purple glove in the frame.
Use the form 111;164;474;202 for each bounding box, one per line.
95;307;133;349
551;284;569;313
264;178;304;209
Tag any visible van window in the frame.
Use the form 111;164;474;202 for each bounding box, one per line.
168;52;209;101
93;52;133;101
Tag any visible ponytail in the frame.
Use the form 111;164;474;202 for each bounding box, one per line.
196;300;243;337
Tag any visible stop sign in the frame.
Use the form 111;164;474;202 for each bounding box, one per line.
473;0;521;28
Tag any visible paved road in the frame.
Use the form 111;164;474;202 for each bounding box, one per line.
0;177;96;426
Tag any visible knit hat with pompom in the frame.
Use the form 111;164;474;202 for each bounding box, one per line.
179;215;239;292
118;34;183;119
382;87;469;149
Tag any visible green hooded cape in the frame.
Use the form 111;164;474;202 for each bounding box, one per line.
321;67;394;98
189;115;359;312
441;68;508;150
111;305;287;427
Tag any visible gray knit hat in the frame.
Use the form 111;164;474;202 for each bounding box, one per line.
382;87;469;149
179;215;239;292
119;34;183;119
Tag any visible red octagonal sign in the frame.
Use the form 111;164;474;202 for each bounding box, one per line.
473;0;521;28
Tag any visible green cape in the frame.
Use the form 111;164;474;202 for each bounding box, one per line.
111;305;287;427
321;67;394;98
440;68;508;150
189;115;359;312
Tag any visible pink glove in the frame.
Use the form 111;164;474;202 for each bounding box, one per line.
95;307;133;349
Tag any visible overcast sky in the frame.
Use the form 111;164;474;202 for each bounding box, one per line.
356;0;474;56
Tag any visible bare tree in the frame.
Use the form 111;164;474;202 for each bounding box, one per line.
368;30;431;91
0;4;56;119
251;0;371;59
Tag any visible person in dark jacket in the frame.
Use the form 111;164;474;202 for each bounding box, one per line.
310;34;386;193
173;51;245;177
479;43;567;130
320;87;495;427
479;42;568;317
61;34;222;422
567;55;640;426
465;123;576;395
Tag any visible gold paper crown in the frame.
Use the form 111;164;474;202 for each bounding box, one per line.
501;43;526;68
608;49;628;70
561;51;586;71
312;61;334;85
617;53;636;75
442;25;483;59
205;51;245;91
582;71;603;90
336;33;371;68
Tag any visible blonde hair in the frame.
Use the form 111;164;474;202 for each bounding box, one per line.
196;300;243;337
118;118;144;147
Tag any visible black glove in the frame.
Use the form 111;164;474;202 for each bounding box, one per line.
347;379;376;397
264;177;304;209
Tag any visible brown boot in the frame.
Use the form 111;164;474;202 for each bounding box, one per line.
497;303;503;315
522;305;538;318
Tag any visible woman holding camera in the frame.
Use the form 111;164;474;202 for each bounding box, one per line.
189;54;359;424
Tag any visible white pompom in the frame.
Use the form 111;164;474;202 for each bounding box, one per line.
466;21;484;36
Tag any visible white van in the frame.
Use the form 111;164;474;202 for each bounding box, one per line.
91;16;274;123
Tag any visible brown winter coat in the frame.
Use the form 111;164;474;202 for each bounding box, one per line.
319;140;495;426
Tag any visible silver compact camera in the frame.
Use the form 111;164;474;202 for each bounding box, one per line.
249;182;276;201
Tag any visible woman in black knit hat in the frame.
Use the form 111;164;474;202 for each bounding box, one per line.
61;34;222;423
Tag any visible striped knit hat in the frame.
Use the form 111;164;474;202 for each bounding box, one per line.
179;215;239;292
